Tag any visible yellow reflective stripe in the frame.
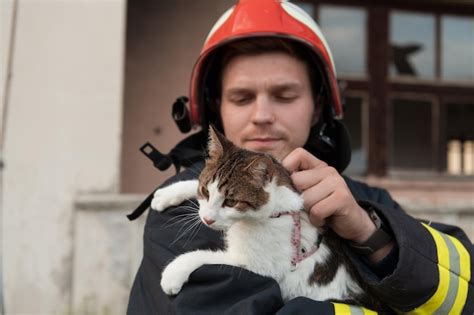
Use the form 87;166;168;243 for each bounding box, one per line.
450;277;468;315
405;224;450;314
333;303;352;314
447;234;471;315
406;224;471;314
448;234;471;282
332;303;378;315
362;306;378;315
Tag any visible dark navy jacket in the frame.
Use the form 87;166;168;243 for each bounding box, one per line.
128;161;474;315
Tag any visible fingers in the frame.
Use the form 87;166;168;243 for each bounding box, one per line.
300;176;336;210
290;166;339;191
306;193;339;227
283;148;361;236
282;148;327;173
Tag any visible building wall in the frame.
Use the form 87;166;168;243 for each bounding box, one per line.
0;0;14;132
121;0;235;194
2;0;125;313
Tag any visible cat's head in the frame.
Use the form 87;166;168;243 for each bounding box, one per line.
197;126;298;230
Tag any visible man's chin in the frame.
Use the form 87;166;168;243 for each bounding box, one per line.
244;145;287;161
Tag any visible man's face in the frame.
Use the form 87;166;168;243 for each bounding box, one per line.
220;52;317;161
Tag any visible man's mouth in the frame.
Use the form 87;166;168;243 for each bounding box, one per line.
245;137;282;150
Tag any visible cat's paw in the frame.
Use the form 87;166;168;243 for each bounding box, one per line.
160;261;192;295
151;186;185;212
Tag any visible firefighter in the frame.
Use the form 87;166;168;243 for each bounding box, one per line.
128;1;473;314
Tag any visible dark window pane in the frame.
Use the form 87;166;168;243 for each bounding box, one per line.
390;11;435;78
391;99;433;170
344;96;367;174
319;5;367;75
446;103;474;140
442;16;474;81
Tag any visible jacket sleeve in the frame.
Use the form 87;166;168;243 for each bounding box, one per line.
346;178;473;314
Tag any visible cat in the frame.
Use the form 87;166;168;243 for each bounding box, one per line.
151;126;382;311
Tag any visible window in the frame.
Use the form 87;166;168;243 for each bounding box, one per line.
319;5;367;76
446;103;474;175
301;2;474;177
390;98;434;170
343;95;367;174
448;140;474;175
390;11;435;78
442;16;474;81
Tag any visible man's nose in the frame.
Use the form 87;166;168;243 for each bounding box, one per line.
251;95;275;124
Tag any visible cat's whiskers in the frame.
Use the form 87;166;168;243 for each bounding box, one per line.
187;199;199;209
172;216;203;246
163;213;198;228
166;198;206;246
180;161;202;177
183;220;204;248
162;203;198;225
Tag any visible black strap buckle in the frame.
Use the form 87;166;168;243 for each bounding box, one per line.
140;142;175;172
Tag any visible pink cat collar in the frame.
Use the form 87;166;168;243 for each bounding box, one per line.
270;211;319;269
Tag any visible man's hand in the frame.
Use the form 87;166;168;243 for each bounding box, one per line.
282;148;393;262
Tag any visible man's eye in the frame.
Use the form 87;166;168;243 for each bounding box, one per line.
223;198;237;207
230;95;252;105
276;94;297;102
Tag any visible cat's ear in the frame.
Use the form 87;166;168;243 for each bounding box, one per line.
247;155;275;183
208;125;233;159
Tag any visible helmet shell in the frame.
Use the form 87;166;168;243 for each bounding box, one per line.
189;0;342;128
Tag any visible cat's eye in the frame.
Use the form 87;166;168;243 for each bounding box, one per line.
223;198;237;207
199;186;209;199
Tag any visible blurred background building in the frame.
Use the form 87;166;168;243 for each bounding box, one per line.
1;0;473;314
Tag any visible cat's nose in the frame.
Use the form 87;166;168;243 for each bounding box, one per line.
203;217;215;226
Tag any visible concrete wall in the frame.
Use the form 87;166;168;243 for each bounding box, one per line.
121;0;235;194
2;0;125;313
73;195;145;315
1;0;14;132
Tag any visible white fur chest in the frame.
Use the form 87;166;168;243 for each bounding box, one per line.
226;217;296;277
225;211;321;278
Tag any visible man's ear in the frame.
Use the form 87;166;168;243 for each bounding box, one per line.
312;100;322;126
208;125;233;159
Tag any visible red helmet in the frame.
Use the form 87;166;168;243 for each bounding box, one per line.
189;0;342;129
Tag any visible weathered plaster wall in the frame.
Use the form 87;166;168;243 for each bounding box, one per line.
2;1;125;313
73;195;145;315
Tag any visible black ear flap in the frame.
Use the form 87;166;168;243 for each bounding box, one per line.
172;96;192;133
305;119;352;173
207;125;234;159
